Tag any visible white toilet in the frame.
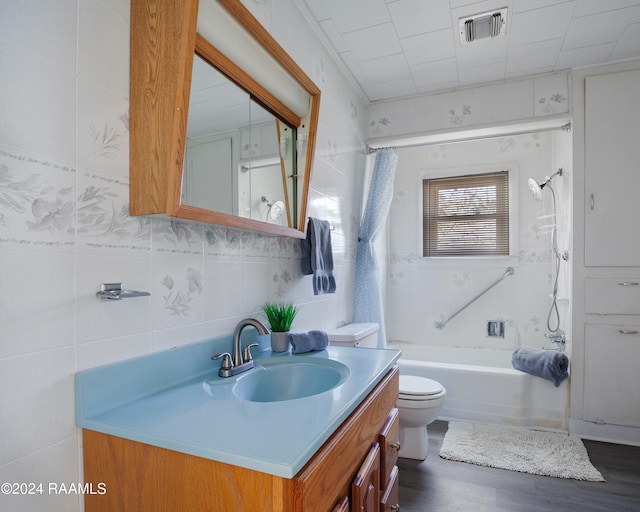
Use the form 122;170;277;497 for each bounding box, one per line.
327;323;446;461
396;374;446;460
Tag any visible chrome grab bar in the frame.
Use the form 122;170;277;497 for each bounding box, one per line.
435;267;514;329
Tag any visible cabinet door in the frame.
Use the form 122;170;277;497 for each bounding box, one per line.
378;408;400;491
380;466;399;512
332;496;349;512
584;324;640;427
352;443;381;512
585;69;640;266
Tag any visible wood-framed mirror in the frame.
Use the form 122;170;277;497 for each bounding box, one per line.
129;0;320;238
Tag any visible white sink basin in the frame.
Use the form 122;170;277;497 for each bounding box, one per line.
232;358;350;402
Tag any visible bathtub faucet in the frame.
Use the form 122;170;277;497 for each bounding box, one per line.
545;329;566;349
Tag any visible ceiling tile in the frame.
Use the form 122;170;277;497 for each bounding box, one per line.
303;0;330;21
455;37;509;68
339;51;366;78
513;0;575;14
320;0;390;33
360;54;412;84
449;0;490;9
509;3;576;46
555;43;616;69
318;19;349;53
401;29;456;65
458;61;507;85
609;22;640;58
573;0;640;18
301;0;640;102
373;78;419;100
411;58;459;88
506;38;562;74
562;7;637;50
388;0;452;38
342;23;403;62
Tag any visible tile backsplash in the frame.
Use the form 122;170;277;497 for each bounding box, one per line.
0;1;366;510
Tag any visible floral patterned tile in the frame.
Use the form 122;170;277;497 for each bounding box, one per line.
242;230;270;260
204;225;243;258
76;170;150;256
534;75;569;116
151;257;204;329
269;235;301;260
152;218;203;257
0;147;75;253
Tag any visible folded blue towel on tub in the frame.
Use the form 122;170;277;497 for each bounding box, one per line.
512;347;569;387
288;330;329;354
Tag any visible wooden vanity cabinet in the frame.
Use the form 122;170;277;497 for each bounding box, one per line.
332;496;350;512
377;407;400;512
352;443;381;512
379;408;400;489
380;466;399;512
82;365;399;512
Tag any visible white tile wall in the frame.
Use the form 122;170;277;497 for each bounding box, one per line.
0;0;366;510
387;132;573;357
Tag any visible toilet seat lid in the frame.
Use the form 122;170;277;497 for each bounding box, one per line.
399;375;444;397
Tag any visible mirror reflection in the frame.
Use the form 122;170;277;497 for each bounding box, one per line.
181;54;296;227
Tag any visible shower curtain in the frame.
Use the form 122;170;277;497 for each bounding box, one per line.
353;148;398;348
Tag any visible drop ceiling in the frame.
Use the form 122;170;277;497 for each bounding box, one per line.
301;0;640;102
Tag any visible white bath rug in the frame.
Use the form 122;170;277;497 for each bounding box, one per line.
440;421;605;481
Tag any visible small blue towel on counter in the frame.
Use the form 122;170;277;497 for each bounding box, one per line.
288;330;329;354
301;217;336;295
512;347;569;387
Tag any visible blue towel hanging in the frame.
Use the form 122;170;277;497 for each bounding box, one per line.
301;217;336;295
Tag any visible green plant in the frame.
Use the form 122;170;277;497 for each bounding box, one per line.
261;302;299;332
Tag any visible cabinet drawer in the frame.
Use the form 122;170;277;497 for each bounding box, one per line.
378;408;400;491
380;466;399;512
352;443;381;512
586;278;640;314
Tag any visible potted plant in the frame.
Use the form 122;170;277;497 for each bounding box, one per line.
261;301;299;352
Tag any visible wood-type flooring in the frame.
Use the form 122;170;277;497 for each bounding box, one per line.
398;421;640;512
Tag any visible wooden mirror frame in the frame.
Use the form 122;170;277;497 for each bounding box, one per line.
129;0;320;238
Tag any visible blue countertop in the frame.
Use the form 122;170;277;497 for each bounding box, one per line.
75;334;401;478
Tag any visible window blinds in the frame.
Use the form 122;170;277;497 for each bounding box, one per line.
423;171;509;257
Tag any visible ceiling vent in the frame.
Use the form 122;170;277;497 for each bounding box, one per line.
459;8;507;44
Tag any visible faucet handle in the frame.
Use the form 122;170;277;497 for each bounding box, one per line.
243;343;259;362
212;352;233;370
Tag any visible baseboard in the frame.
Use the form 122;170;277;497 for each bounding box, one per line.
569;418;640;447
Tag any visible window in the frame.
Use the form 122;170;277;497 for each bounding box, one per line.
423;171;509;257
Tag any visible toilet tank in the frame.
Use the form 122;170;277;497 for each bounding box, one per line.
327;323;379;348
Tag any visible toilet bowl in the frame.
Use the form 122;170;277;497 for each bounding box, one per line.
397;375;446;460
327;323;446;460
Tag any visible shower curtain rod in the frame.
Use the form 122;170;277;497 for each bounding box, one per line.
367;121;571;152
435;266;514;330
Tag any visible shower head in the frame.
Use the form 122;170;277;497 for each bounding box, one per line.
528;168;563;201
528;177;544;201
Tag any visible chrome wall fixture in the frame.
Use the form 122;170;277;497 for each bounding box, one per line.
96;283;151;301
435;267;514;329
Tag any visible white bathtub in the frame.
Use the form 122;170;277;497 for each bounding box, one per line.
395;346;569;431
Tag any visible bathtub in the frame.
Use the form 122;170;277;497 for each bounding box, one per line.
394;345;569;431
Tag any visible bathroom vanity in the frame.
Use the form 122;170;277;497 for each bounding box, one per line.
75;336;401;511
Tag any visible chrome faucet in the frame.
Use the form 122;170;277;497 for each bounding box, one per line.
212;318;270;378
545;329;566;350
